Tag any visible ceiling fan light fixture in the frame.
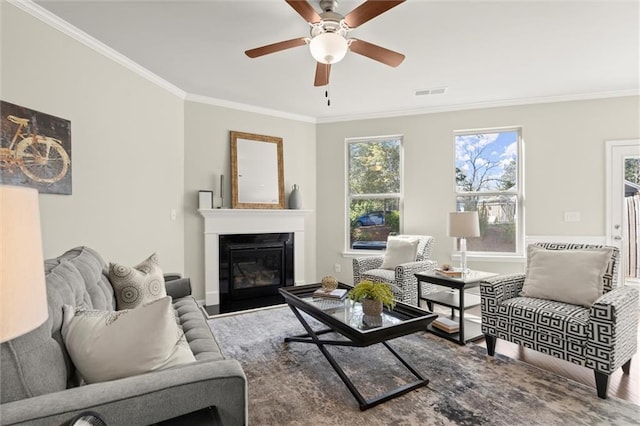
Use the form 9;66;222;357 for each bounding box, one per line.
309;32;348;64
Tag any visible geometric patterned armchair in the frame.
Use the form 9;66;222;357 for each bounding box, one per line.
480;242;638;399
353;235;436;306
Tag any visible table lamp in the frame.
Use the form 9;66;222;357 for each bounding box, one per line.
1;185;48;343
448;211;480;274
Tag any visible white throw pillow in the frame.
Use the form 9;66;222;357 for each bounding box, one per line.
380;236;420;269
61;296;195;384
521;245;613;307
109;253;166;310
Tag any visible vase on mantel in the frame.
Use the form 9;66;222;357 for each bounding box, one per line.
288;184;302;209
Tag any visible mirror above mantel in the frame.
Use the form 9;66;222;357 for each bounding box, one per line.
230;131;285;209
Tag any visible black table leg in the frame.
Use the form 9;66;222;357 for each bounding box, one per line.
284;304;429;411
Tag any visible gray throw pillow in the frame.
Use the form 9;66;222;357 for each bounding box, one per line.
108;253;166;310
521;245;613;307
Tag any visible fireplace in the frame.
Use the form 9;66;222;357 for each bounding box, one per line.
198;208;307;313
219;233;293;313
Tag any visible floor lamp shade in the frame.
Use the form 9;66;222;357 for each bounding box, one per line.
0;186;48;343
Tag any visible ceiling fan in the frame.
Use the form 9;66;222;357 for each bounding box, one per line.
245;0;406;87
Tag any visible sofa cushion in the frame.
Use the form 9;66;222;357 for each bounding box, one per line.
173;297;224;361
62;296;195;383
109;253;166;310
521;245;613;307
498;296;590;345
380;236;419;269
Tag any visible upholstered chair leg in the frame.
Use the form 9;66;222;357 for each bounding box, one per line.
485;335;496;356
594;371;609;399
622;359;632;375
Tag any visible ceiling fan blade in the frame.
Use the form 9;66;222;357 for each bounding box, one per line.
285;0;322;23
245;37;307;58
314;62;331;86
349;39;405;67
344;0;405;29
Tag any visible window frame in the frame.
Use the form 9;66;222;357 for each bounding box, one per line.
344;134;404;254
453;127;525;260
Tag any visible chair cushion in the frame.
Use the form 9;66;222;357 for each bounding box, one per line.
380;236;419;269
521;245;613;307
499;296;590;344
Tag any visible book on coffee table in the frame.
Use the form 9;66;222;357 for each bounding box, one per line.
435;268;462;278
432;317;460;333
312;288;348;300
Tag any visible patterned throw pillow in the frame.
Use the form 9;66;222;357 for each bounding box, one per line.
61;297;195;384
109;253;166;310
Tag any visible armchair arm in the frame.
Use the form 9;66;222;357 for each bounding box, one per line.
392;260;437;305
480;274;525;337
352;256;384;283
479;273;526;305
0;359;247;426
586;286;639;374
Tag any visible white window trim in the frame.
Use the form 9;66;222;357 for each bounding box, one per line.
453;126;525;258
344;134;404;254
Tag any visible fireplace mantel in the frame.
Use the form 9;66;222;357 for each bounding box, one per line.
198;208;309;306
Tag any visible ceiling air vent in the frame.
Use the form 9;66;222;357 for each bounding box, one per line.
414;87;448;96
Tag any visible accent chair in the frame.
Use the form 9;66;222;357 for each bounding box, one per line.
480;242;638;399
352;235;437;306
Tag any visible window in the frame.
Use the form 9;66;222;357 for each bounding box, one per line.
347;136;402;251
454;128;523;255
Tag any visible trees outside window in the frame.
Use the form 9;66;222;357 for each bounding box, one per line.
347;136;402;251
455;129;523;254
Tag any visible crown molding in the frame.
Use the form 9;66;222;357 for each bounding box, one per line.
8;0;186;99
7;1;638;125
185;94;316;123
315;89;640;124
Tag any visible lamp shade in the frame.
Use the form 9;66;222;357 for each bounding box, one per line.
0;185;48;343
309;32;348;64
448;211;480;238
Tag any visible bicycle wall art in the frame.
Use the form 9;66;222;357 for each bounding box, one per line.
0;100;72;194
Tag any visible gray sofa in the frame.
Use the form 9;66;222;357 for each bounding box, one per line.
0;246;247;425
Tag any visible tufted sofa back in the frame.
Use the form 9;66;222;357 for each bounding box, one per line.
0;247;116;403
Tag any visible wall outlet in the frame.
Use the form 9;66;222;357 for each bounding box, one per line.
170;209;177;221
563;211;581;222
334;263;341;273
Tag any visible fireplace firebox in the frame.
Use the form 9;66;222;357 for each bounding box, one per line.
219;233;293;313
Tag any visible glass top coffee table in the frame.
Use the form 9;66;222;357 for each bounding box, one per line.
279;283;437;411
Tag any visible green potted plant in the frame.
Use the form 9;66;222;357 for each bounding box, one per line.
347;280;396;316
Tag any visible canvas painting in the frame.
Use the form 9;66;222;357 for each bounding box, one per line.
0;100;72;194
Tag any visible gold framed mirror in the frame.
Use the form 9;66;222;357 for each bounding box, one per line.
230;131;285;209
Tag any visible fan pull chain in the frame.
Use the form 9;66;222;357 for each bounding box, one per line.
325;83;331;107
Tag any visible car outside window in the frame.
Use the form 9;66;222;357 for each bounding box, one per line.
347;136;403;251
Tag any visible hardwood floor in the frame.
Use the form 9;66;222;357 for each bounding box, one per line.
474;329;640;405
428;301;640;405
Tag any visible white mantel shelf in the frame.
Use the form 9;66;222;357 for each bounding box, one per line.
198;208;310;306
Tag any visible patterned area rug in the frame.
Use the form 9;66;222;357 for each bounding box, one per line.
208;306;639;425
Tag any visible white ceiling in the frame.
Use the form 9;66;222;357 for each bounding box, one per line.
29;0;640;122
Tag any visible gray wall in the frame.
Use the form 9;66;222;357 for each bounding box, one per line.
1;2;186;273
183;101;317;300
317;96;640;283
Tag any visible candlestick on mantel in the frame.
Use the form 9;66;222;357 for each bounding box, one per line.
219;174;224;208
